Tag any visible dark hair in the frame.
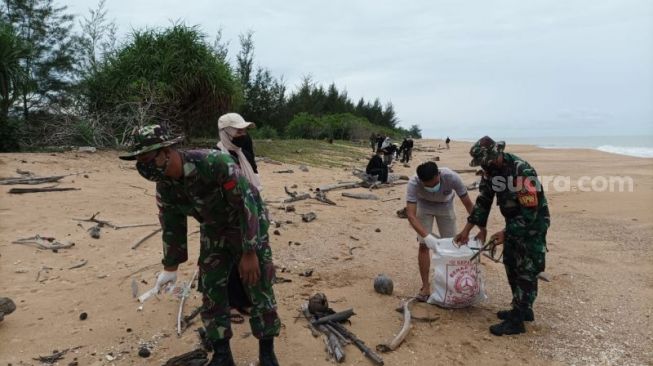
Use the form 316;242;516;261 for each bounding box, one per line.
417;162;439;181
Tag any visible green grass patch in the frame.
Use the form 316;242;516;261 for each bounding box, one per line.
191;138;371;168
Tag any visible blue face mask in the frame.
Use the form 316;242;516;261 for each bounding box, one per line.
424;182;441;193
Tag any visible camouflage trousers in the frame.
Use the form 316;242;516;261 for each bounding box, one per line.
503;221;547;311
197;225;280;341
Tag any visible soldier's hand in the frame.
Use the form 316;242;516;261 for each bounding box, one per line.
239;251;260;286
490;230;505;245
474;228;487;243
155;270;177;293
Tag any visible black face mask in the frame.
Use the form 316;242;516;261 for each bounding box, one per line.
231;135;250;149
136;151;169;182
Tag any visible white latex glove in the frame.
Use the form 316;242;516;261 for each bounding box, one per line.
421;234;440;252
155;270;177;292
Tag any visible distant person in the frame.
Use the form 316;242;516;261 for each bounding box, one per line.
383;143;398;166
400;137;414;163
376;134;385;151
370;133;377;152
455;136;550;336
445;136;451;149
405;162;475;302
366;149;389;183
217;113;261;192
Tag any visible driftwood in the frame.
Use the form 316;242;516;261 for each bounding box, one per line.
131;279;139;298
381;197;401;202
68;259;88;270
314;190;336;205
33;349;69;363
9;187;79;194
317;182;361;193
301;212;317;222
177;270;198;336
341;192;379;200
284;186;298;198
283;193;310;203
328;321;384;366
1;175;66;185
376;298;416;352
181;306;203;332
162;349;208;366
131;228;163;250
312;309;355;325
274;169;294;174
454;169;479;174
301;304;346;363
13;235;74;251
73;212;158;230
325;332;346;363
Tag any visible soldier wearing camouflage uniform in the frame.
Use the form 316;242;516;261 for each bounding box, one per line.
120;125;281;366
455;136;550;336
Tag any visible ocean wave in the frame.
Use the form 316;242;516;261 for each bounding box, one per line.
596;145;653;158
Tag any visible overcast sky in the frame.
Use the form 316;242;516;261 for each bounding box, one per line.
63;0;653;139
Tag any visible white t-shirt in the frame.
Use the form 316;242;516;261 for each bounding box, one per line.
406;167;468;212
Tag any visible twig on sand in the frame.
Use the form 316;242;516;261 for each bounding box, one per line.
177;269;199;336
131;228;163;250
9;187;79;194
72;212;157;230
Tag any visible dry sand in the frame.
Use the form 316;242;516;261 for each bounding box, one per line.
1;139;651;366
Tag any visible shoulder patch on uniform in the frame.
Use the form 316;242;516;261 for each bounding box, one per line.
223;179;237;190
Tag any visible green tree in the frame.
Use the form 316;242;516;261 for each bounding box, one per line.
408;124;422;139
84;24;240;143
2;0;77;119
0;21;27;119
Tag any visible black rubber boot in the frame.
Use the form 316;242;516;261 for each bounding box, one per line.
490;308;526;336
497;307;534;321
207;339;235;366
259;337;279;366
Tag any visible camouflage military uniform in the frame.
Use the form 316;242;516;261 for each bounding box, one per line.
156;149;280;341
468;141;550;314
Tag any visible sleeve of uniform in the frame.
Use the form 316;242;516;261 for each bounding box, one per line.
467;175;494;227
211;155;260;252
515;160;547;228
156;184;188;267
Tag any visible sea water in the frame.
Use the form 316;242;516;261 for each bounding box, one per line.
458;135;653;158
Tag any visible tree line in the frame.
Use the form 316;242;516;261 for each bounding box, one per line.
0;0;422;151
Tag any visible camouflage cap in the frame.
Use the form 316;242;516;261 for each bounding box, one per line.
469;136;506;167
118;124;183;160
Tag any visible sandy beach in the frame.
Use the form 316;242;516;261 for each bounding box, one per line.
1;139;651;366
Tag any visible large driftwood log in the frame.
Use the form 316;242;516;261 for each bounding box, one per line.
376;298;416;352
317;182;361;192
283;193;310;203
0;175;66;185
341;192;379;200
9;187;79;194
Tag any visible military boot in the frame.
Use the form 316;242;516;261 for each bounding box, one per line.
259;337;279;366
497;307;534;321
490;308;526;336
207;339;235;366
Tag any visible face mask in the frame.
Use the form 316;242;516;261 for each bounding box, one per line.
424;182;441;193
231;135;249;148
136;151;169;182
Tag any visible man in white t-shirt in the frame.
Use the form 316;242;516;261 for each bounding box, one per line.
405;161;479;301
